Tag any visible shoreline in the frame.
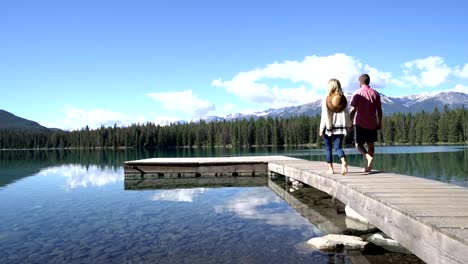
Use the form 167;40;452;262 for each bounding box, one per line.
1;142;466;151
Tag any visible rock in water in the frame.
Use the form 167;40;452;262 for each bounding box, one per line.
307;234;369;252
345;206;370;224
367;233;411;254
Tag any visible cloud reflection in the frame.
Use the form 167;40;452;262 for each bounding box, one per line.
150;188;207;202
215;188;311;229
39;165;123;189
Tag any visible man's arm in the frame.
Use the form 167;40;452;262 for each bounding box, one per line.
376;93;383;129
319;99;327;136
349;106;356;124
349;93;357;125
377;105;383;130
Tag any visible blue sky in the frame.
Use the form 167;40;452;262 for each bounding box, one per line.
1;0;467;130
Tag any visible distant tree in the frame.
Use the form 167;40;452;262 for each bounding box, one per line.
1;107;466;149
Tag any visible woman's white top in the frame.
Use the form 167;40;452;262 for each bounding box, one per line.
319;96;352;136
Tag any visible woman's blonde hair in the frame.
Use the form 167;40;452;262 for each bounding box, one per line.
328;78;343;96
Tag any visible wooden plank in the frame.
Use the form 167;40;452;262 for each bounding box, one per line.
399;210;468;217
126;155;299;165
339;178;436;182
342;179;453;185
417;217;468;228
371;193;468;198
333;174;417;180
394;204;468;211
351;186;459;190
440;229;468;243
386;199;468;204
360;189;468;193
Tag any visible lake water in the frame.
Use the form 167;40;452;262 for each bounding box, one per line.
0;145;466;263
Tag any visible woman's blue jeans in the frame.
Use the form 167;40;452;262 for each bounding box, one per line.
323;134;345;163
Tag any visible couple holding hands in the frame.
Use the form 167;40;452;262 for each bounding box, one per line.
319;74;383;175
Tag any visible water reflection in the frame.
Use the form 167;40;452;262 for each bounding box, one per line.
371;150;467;187
2;146;437;263
39;165;123;190
268;176;375;235
0;149;132;188
1;145;466;188
374;145;466;154
214;188;319;231
150;188;208;202
0;184;339;263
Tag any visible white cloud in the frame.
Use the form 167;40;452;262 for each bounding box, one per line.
365;65;392;88
395;56;451;87
146;90;215;117
212;75;274;103
419;84;468;95
209;102;237;118
455;64;468;78
270;85;321;107
391;78;407;87
150;188;208;202
214;188;312;229
222;102;234;113
452;84;468;93
40;165;123;190
212;53;391;106
41;105;146;130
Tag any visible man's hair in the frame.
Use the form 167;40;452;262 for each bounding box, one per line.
359;74;370;85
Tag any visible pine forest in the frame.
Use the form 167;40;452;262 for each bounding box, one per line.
1;107;466;149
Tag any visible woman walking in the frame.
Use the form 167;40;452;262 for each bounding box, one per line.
319;79;352;175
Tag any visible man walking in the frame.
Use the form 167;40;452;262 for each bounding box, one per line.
349;74;383;172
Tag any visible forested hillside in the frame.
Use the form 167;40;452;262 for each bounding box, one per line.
0;109;49;131
0;106;466;149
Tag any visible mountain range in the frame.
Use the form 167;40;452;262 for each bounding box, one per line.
202;91;468;122
1;91;467;131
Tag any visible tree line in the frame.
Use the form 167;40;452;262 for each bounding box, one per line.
1;106;466;149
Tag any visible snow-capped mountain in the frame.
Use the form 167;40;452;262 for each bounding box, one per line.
200;91;468;122
393;93;434;107
381;92;468;114
226;99;324;120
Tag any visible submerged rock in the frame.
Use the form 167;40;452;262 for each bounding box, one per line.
367;233;412;254
345;206;370;224
343;218;378;236
307;234;369;252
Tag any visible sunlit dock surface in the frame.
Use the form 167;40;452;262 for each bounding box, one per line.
124;155;468;264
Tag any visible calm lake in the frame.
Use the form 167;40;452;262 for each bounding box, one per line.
0;145;466;263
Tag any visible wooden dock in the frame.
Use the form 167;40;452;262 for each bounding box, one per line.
123;156;298;189
124;156;297;177
124;156;468;264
